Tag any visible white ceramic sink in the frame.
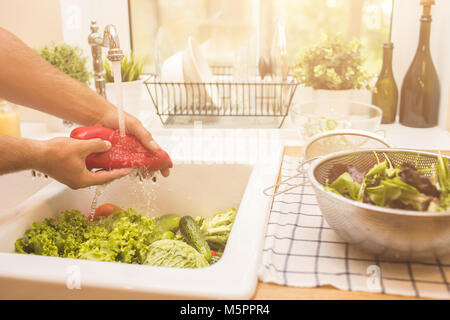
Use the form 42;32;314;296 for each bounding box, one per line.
0;171;52;217
0;150;282;299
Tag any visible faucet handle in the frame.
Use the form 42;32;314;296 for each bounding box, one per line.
88;20;103;46
90;20;99;32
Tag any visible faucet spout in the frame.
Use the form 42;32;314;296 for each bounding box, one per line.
103;24;124;62
88;20;124;98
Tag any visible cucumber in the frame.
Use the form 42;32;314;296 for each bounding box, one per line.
179;216;212;262
156;214;180;233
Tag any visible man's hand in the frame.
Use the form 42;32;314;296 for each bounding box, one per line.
0;28;170;184
98;110;170;177
37;137;132;189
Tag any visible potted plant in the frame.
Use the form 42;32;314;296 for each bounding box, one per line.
293;34;373;102
39;43;92;86
104;52;147;118
38;43;92;131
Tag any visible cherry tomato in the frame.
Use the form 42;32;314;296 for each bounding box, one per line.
211;250;220;257
93;203;122;221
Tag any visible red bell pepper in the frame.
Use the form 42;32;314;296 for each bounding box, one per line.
70;126;173;171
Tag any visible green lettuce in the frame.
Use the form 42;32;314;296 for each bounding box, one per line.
325;172;361;201
325;153;450;212
365;178;436;210
15;210;89;257
144;239;208;268
78;208;158;264
196;207;237;252
16;209;159;264
15;206;237;267
436;153;450;209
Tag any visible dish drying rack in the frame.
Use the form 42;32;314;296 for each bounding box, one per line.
144;66;298;128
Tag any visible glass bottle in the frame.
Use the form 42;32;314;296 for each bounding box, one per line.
0;99;21;137
372;42;398;124
399;1;440;128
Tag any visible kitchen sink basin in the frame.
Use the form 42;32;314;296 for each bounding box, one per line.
0;151;282;299
0;171;52;217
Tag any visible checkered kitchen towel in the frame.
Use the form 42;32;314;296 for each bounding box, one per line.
259;156;450;299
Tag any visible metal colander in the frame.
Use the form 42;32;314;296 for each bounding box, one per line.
264;129;391;196
309;149;450;260
264;130;450;260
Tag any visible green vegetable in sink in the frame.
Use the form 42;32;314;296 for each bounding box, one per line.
78;208;159;264
144;239;208;268
156;214;180;233
15;206;237;268
15;210;89;258
179;216;211;262
15;209;159;264
160;231;176;240
196;207;237;252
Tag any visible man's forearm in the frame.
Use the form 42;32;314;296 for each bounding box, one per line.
0;27;115;126
0;135;44;175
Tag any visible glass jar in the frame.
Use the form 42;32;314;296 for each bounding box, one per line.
0;99;21;137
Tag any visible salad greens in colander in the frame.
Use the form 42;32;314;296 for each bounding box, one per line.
15;207;237;268
325;153;450;212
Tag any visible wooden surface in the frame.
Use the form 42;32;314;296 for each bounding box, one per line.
252;146;450;300
253;282;424;300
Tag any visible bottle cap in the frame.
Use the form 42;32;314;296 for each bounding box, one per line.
420;0;435;16
420;0;435;5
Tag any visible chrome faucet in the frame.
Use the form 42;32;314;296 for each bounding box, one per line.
88;20;124;98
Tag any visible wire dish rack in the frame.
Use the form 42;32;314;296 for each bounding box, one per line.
144;66;298;128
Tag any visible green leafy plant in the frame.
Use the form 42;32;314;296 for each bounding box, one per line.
325;152;450;212
293;34;372;90
38;43;91;86
104;52;146;83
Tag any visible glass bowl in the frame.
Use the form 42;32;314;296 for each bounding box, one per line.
289;100;383;140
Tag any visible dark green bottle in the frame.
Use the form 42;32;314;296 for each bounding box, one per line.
372;43;398;124
399;1;440;128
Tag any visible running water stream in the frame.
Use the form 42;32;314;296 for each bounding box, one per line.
112;60;126;137
89;183;107;220
89;170;159;221
89;60;125;220
89;62;156;220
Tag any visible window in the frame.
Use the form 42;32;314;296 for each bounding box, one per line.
129;0;393;75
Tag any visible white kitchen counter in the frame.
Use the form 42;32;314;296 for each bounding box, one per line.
380;124;450;150
20;120;450;153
